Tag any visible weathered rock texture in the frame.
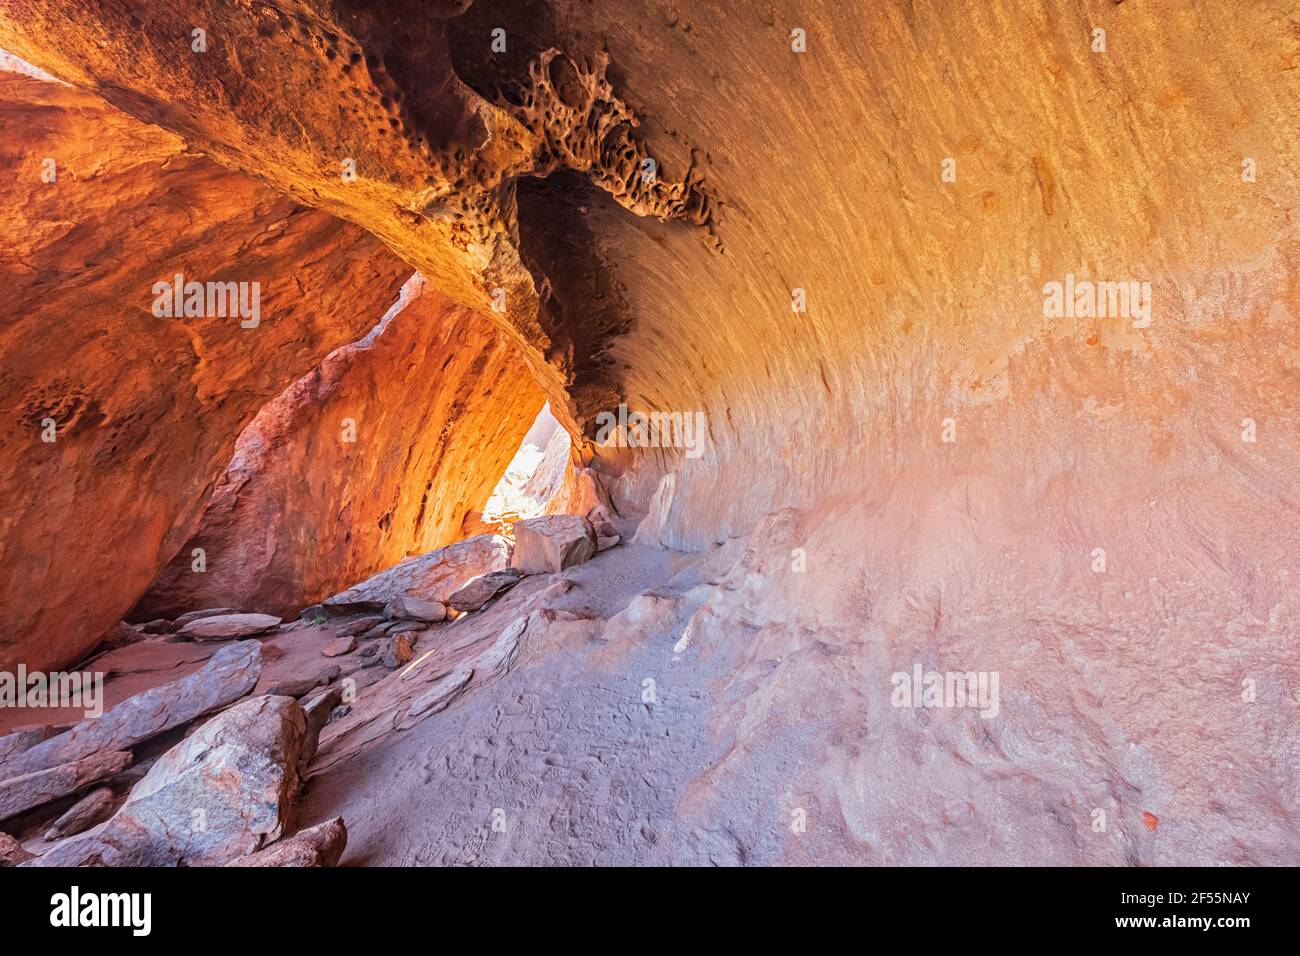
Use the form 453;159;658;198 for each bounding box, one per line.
225;816;347;867
0;0;713;437
137;275;542;618
0;640;261;779
511;515;596;574
0;71;408;670
5;1;1300;866
0;749;130;821
33;695;309;867
326;533;512;607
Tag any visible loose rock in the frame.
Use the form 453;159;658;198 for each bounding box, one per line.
43;786;118;841
382;633;416;669
31;695;309;867
448;568;523;612
0;749;131;821
0;641;262;779
511;515;597;574
322;635;357;658
224;816;347;867
177;612;281;641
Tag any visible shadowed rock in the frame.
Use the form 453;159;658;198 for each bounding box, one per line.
0;749;131;821
0;832;32;866
43;786;118;842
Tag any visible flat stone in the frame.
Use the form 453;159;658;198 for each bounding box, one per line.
321;635;356;658
171;607;242;629
177;612;281;641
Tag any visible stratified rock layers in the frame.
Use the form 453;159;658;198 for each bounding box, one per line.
0;73;409;671
3;1;1300;865
136;276;542;617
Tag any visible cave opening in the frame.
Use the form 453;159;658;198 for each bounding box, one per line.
478;401;567;535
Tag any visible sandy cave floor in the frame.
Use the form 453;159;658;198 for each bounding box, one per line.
298;531;791;866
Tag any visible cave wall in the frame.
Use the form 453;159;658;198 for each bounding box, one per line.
0;71;409;671
135;275;543;618
0;0;712;436
3;0;1299;863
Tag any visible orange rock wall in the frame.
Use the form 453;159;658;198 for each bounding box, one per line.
0;73;409;670
136;276;542;618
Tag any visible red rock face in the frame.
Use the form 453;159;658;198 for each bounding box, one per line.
136;276;543;618
0;1;711;435
0;73;409;670
5;1;1300;866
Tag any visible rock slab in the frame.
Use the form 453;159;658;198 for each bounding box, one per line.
0;640;262;779
511;516;597;574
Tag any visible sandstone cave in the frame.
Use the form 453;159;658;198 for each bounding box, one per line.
0;0;1298;881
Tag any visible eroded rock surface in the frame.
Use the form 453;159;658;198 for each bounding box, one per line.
33;695;309;867
0;641;261;779
4;0;1300;867
137;275;542;618
511;515;596;574
327;533;512;608
0;71;408;670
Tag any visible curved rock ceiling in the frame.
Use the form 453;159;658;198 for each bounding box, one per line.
1;0;1298;865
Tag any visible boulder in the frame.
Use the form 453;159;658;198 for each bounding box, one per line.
511;516;597;574
448;568;523;612
326;534;511;607
0;749;131;821
176;612;281;641
224;817;347;867
0;640;261;779
31;695;309;867
384;596;447;623
43;786;118;842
